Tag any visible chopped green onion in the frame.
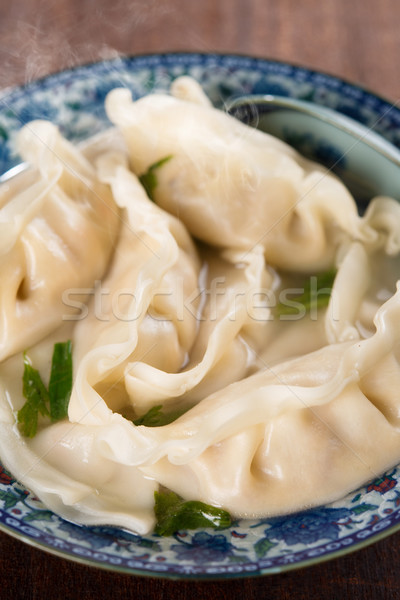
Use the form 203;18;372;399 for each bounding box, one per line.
133;404;188;427
48;341;73;422
18;354;50;438
139;155;173;201
17;341;73;437
276;269;336;316
154;490;232;536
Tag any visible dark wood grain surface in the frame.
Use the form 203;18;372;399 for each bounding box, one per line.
1;1;400;598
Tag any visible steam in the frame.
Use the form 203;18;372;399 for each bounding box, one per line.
0;0;177;89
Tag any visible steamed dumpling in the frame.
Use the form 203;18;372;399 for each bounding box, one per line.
325;196;400;343
68;152;201;422
0;329;157;534
69;152;271;422
0;122;120;360
105;77;375;272
94;286;400;519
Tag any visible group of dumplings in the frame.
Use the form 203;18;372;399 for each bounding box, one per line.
1;76;400;534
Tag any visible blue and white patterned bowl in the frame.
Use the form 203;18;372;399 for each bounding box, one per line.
1;53;400;579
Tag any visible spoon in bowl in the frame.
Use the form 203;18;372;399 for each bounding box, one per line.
0;161;29;184
228;95;400;210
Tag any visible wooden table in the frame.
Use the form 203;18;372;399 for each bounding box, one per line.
1;1;400;598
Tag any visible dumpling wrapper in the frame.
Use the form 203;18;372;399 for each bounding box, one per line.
90;286;400;519
0;328;157;534
69;153;272;421
325;196;400;343
105;77;376;272
0;121;120;361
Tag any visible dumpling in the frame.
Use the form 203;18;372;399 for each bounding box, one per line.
69;152;272;422
0;121;120;360
96;285;400;519
257;194;400;366
325;196;400;343
68;151;201;422
105;77;376;272
0;332;157;534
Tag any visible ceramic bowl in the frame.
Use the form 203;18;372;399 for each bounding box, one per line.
1;53;400;579
228;94;400;210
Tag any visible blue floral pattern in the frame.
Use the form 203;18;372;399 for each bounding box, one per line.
170;532;242;564
1;53;400;579
263;508;353;545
